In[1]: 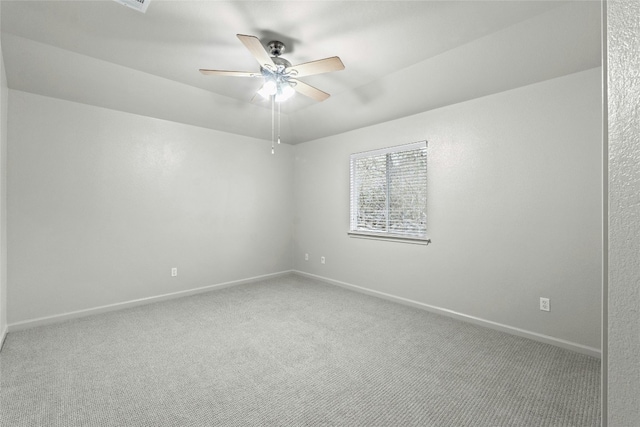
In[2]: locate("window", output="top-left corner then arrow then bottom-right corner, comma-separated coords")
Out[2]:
349,141 -> 428,242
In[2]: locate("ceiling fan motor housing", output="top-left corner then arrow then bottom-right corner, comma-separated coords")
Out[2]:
272,56 -> 292,69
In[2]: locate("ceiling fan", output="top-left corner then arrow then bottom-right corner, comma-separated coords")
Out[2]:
199,34 -> 345,103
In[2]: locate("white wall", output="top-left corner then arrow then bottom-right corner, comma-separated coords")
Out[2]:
0,13 -> 8,345
293,68 -> 602,353
606,0 -> 640,423
7,91 -> 293,325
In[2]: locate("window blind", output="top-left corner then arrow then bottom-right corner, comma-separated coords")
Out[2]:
350,141 -> 427,240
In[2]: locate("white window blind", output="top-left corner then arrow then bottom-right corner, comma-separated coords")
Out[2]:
349,141 -> 428,241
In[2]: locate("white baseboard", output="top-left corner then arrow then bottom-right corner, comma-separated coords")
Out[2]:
8,270 -> 295,333
0,325 -> 7,353
293,270 -> 601,359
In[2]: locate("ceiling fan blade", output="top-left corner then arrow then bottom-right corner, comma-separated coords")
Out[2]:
237,34 -> 275,69
289,56 -> 345,77
199,69 -> 260,77
292,80 -> 331,102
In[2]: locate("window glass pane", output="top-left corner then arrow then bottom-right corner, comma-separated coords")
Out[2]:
388,148 -> 427,235
355,155 -> 387,232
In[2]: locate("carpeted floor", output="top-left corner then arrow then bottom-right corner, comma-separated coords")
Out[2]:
0,274 -> 600,426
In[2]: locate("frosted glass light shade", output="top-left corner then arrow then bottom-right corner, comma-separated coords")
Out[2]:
258,80 -> 278,99
275,83 -> 295,103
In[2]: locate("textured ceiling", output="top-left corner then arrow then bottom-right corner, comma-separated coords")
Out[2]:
1,1 -> 601,144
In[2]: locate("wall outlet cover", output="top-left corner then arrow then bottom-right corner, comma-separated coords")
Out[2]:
540,297 -> 550,312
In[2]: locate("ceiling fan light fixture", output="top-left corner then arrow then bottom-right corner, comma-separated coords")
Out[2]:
275,82 -> 295,103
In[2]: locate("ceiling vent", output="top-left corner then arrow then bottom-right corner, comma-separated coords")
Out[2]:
112,0 -> 151,13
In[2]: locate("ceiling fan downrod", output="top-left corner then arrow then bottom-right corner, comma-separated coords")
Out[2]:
267,40 -> 286,57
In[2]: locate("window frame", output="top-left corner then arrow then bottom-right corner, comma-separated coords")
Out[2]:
348,141 -> 429,244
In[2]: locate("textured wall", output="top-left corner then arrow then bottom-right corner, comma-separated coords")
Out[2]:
7,91 -> 293,324
607,0 -> 640,424
0,12 -> 8,343
294,69 -> 602,352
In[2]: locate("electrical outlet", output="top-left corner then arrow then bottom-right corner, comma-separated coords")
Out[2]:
321,256 -> 326,264
171,268 -> 178,277
540,297 -> 550,312
305,253 -> 309,261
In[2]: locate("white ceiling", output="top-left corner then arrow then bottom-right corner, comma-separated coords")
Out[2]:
1,0 -> 601,144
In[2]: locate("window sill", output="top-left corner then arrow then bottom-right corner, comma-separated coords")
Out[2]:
347,231 -> 431,245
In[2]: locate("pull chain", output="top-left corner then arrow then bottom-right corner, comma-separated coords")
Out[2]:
271,95 -> 275,155
277,101 -> 281,145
